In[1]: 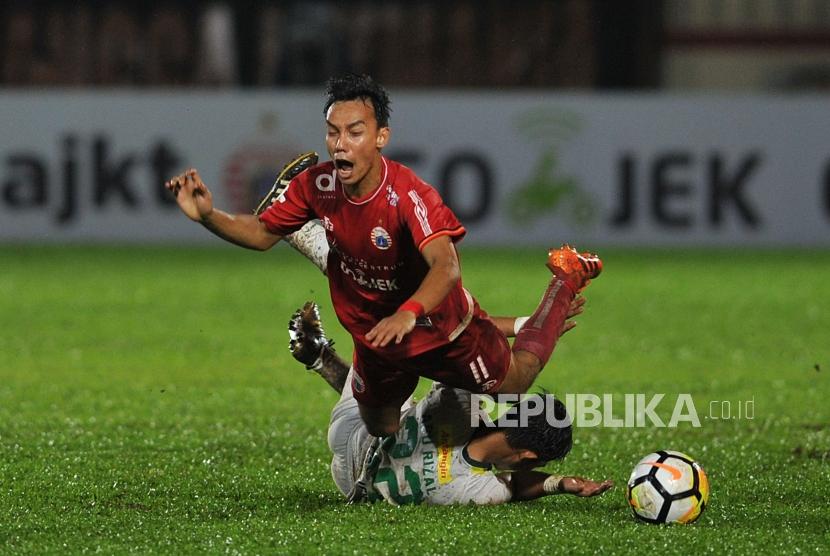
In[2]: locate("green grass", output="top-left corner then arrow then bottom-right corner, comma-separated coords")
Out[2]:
1,245 -> 828,554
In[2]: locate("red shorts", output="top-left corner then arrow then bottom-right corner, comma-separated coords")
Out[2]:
351,314 -> 511,408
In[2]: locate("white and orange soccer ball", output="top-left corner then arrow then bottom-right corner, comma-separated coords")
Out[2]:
626,450 -> 710,524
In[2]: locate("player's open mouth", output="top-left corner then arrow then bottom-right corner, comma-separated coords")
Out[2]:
335,159 -> 354,178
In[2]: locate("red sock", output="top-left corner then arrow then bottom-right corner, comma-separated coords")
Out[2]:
512,279 -> 575,366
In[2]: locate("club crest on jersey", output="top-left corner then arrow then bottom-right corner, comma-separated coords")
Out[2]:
370,227 -> 392,250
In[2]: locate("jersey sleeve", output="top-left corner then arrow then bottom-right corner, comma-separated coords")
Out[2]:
400,181 -> 466,251
258,173 -> 315,236
456,473 -> 513,505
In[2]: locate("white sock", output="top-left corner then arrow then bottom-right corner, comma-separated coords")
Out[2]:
285,220 -> 329,275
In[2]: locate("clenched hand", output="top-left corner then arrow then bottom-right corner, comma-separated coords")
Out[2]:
165,168 -> 214,222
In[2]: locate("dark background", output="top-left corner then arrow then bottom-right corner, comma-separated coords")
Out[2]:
3,0 -> 827,90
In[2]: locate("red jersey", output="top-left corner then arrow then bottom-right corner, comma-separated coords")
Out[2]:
259,157 -> 472,358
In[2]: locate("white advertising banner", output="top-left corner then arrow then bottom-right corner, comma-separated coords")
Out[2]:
1,91 -> 828,246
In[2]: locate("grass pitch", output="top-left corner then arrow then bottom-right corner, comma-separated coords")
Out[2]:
0,245 -> 828,554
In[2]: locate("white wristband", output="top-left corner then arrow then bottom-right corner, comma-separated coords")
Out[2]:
513,316 -> 530,336
543,474 -> 565,494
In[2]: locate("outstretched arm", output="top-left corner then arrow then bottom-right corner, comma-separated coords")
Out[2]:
506,471 -> 613,502
166,168 -> 282,251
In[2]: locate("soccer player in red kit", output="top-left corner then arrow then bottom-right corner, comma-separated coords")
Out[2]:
166,74 -> 601,437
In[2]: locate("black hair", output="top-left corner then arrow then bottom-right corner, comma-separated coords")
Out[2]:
499,394 -> 573,462
324,73 -> 391,128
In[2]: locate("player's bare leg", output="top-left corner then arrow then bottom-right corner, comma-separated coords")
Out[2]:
497,245 -> 601,394
288,302 -> 345,392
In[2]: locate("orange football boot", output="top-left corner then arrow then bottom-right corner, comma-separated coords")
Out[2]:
545,244 -> 602,293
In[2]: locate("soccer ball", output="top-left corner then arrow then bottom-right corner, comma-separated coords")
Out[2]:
626,450 -> 710,524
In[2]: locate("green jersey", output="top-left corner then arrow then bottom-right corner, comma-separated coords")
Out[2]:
366,385 -> 512,506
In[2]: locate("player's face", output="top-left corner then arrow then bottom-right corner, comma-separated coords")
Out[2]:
325,99 -> 390,189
